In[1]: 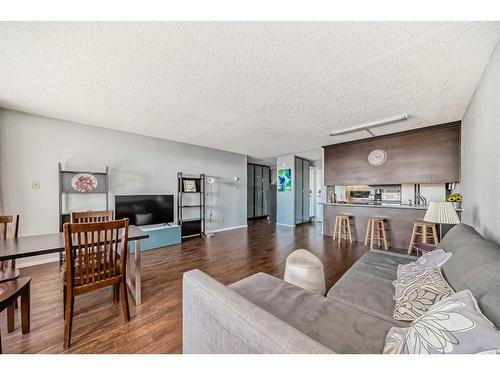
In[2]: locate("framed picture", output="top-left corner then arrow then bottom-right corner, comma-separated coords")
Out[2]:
277,168 -> 292,192
183,179 -> 197,192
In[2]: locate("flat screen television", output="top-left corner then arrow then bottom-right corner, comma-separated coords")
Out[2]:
115,195 -> 174,226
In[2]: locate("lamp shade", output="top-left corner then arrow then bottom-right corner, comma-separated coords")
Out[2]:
423,202 -> 460,224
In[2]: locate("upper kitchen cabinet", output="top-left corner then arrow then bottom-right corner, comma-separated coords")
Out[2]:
323,122 -> 460,186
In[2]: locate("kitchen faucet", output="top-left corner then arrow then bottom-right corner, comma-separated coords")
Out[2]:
416,194 -> 427,207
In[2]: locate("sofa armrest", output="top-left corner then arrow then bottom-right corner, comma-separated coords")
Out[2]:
182,269 -> 333,354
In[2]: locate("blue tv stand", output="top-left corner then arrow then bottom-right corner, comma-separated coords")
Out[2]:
130,223 -> 181,252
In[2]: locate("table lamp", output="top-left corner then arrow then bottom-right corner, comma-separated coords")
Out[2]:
423,202 -> 460,240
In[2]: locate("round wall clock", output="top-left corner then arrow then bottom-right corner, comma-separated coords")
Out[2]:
368,149 -> 387,166
71,173 -> 98,192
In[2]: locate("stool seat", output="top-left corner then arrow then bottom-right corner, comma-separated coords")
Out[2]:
365,217 -> 388,250
284,249 -> 326,295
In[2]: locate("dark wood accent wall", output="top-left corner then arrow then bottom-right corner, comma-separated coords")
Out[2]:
323,122 -> 461,185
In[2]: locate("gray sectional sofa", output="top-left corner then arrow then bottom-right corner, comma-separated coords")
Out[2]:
182,223 -> 500,353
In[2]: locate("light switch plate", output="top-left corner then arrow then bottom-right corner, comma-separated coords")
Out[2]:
32,180 -> 41,189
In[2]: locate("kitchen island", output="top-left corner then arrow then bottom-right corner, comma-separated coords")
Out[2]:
322,203 -> 460,249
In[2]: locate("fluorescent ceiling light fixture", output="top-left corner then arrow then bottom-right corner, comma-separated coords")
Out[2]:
329,114 -> 408,137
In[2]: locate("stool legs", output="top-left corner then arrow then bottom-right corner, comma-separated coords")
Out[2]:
366,219 -> 388,250
346,219 -> 352,244
333,216 -> 339,241
408,223 -> 417,254
338,217 -> 342,244
369,220 -> 375,249
432,225 -> 439,244
408,222 -> 438,254
381,222 -> 388,250
364,220 -> 371,245
333,216 -> 352,244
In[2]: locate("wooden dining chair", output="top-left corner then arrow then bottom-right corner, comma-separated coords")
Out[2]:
0,215 -> 19,268
0,215 -> 29,352
0,277 -> 31,354
62,218 -> 130,349
59,210 -> 114,266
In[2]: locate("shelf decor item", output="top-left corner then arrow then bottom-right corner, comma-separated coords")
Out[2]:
183,179 -> 197,192
446,192 -> 463,209
71,173 -> 98,192
277,168 -> 292,192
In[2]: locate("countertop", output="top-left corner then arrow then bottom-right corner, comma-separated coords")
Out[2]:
321,202 -> 462,211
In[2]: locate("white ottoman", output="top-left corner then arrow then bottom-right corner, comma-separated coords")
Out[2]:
284,249 -> 326,295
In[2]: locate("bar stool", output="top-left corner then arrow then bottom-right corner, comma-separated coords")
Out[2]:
407,222 -> 438,254
364,217 -> 388,250
333,215 -> 352,244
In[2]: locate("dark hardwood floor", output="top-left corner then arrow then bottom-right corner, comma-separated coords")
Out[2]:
0,220 -> 394,354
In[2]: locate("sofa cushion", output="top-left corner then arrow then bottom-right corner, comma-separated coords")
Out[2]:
439,223 -> 500,328
326,250 -> 415,323
393,267 -> 454,321
383,290 -> 500,354
230,272 -> 404,354
397,249 -> 452,278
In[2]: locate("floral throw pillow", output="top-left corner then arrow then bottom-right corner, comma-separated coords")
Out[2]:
393,267 -> 454,321
384,290 -> 500,354
397,249 -> 452,278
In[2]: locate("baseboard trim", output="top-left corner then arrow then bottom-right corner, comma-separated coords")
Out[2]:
276,223 -> 296,228
207,225 -> 248,234
18,255 -> 59,269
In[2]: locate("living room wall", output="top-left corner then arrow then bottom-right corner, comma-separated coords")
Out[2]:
461,39 -> 500,244
0,109 -> 248,265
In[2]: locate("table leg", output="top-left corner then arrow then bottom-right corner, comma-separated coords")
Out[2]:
21,282 -> 30,334
126,240 -> 142,305
7,304 -> 14,332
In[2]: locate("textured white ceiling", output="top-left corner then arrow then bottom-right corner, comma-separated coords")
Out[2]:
1,22 -> 499,159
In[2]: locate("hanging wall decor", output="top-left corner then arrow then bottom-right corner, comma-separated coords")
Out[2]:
277,168 -> 292,192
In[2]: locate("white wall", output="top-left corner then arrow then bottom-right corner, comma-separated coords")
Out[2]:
461,40 -> 500,244
0,109 -> 247,264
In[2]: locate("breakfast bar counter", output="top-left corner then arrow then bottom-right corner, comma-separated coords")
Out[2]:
322,203 -> 460,249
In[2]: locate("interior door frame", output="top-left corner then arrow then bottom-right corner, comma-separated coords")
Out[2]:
247,162 -> 271,219
294,156 -> 312,225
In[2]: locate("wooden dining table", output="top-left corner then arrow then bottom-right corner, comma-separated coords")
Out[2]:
0,225 -> 149,305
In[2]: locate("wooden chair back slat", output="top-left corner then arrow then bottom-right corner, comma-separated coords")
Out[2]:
70,210 -> 113,224
96,231 -> 101,281
0,215 -> 19,240
63,219 -> 129,289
